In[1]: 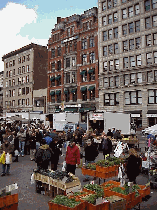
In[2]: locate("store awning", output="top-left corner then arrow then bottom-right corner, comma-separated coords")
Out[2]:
55,108 -> 61,112
71,88 -> 77,93
88,86 -> 95,91
64,90 -> 68,94
88,69 -> 94,74
56,90 -> 61,95
55,75 -> 61,80
50,91 -> 55,96
147,110 -> 157,117
50,76 -> 55,81
79,107 -> 96,112
80,86 -> 87,92
64,107 -> 77,112
80,70 -> 86,75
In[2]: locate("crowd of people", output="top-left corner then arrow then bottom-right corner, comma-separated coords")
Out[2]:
0,122 -> 142,184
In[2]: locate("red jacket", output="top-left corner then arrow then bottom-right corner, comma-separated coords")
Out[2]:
65,144 -> 80,165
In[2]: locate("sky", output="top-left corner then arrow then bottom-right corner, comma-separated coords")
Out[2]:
0,0 -> 98,71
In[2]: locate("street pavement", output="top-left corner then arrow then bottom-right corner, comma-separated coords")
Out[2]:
0,131 -> 157,209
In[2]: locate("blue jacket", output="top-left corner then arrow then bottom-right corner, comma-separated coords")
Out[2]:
44,136 -> 52,145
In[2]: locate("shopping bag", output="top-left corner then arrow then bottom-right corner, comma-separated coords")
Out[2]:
0,152 -> 5,164
30,173 -> 35,184
6,153 -> 12,164
62,161 -> 66,171
14,150 -> 19,156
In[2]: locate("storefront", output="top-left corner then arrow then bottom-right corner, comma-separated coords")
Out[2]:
125,111 -> 142,129
89,112 -> 104,133
147,110 -> 157,127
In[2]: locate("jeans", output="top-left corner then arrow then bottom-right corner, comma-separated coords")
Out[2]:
19,141 -> 25,156
2,164 -> 10,174
85,160 -> 95,179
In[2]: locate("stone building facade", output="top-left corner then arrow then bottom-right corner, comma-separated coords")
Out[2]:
47,7 -> 99,123
2,43 -> 48,114
98,0 -> 157,128
0,71 -> 3,115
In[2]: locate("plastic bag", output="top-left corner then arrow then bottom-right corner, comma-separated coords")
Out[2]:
6,153 -> 12,164
30,173 -> 35,184
14,150 -> 19,156
62,161 -> 66,171
0,152 -> 5,164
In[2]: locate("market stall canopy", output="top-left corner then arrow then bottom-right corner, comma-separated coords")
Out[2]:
80,86 -> 87,92
88,86 -> 95,91
80,70 -> 86,75
79,107 -> 95,112
64,90 -> 68,94
55,75 -> 61,80
56,90 -> 61,95
88,69 -> 94,74
50,76 -> 55,81
64,107 -> 77,112
50,91 -> 55,96
71,88 -> 77,93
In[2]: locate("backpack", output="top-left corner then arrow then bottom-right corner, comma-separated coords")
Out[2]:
42,149 -> 51,162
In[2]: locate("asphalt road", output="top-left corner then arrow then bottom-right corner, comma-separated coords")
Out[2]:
0,131 -> 157,210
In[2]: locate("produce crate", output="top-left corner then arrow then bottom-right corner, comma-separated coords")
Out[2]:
0,194 -> 18,209
138,185 -> 150,198
81,168 -> 96,177
101,181 -> 120,192
125,195 -> 141,210
48,201 -> 85,210
106,196 -> 126,210
96,165 -> 109,173
2,203 -> 18,210
87,201 -> 110,210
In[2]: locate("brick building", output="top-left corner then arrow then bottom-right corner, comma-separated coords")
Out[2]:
47,7 -> 98,123
0,71 -> 3,115
98,0 -> 157,128
2,43 -> 48,114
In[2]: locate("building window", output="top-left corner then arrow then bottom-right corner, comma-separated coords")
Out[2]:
103,31 -> 107,41
124,74 -> 130,85
113,0 -> 117,7
26,87 -> 29,94
102,16 -> 107,26
65,90 -> 70,102
13,60 -> 15,66
22,77 -> 25,84
123,40 -> 128,52
26,98 -> 29,106
26,65 -> 29,72
122,9 -> 127,19
108,14 -> 112,24
66,73 -> 70,84
89,37 -> 95,48
89,69 -> 95,81
113,27 -> 118,38
131,74 -> 136,84
122,25 -> 127,35
12,100 -> 15,107
104,77 -> 109,87
136,54 -> 142,66
125,91 -> 142,105
51,62 -> 55,71
89,88 -> 95,101
148,71 -> 154,82
155,70 -> 157,81
67,28 -> 70,36
74,41 -> 77,51
115,76 -> 119,86
135,20 -> 140,32
137,73 -> 142,83
108,29 -> 113,39
103,46 -> 107,57
18,57 -> 21,64
51,49 -> 55,58
22,66 -> 25,73
18,88 -> 21,96
145,17 -> 151,29
153,33 -> 157,44
129,39 -> 134,51
147,52 -> 153,64
128,6 -> 133,17
18,77 -> 21,85
129,22 -> 134,33
6,63 -> 8,68
146,34 -> 152,46
152,0 -> 157,9
57,61 -> 61,70
26,54 -> 30,61
145,0 -> 151,11
12,79 -> 15,86
135,4 -> 140,15
114,43 -> 119,54
108,0 -> 112,9
130,56 -> 135,67
82,54 -> 87,65
65,44 -> 68,53
153,15 -> 157,27
72,57 -> 76,67
51,77 -> 55,86
154,51 -> 157,63
90,52 -> 95,63
114,59 -> 119,70
103,61 -> 108,71
18,67 -> 21,74
108,44 -> 113,55
22,87 -> 25,95
69,42 -> 72,52
113,12 -> 118,22
71,26 -> 74,35
82,71 -> 87,82
102,1 -> 107,11
109,60 -> 113,71
124,57 -> 129,68
66,58 -> 70,68
9,80 -> 11,87
148,89 -> 157,103
57,47 -> 61,56
109,77 -> 114,87
104,93 -> 119,106
26,75 -> 29,83
9,90 -> 11,97
71,72 -> 76,83
72,92 -> 77,102
22,56 -> 25,63
135,37 -> 141,49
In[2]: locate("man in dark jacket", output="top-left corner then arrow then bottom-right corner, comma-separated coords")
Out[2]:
107,128 -> 113,138
34,139 -> 53,171
83,139 -> 99,182
49,137 -> 62,171
102,134 -> 112,158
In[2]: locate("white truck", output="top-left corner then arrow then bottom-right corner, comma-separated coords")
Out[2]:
53,112 -> 79,131
103,112 -> 130,135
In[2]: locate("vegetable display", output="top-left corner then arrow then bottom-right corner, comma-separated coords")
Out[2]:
83,184 -> 104,197
96,157 -> 121,167
85,163 -> 96,170
51,195 -> 81,208
81,194 -> 97,204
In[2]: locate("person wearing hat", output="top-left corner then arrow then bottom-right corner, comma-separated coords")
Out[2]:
83,139 -> 99,182
1,139 -> 14,176
65,137 -> 80,175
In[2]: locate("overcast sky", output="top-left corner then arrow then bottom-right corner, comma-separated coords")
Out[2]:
0,0 -> 98,71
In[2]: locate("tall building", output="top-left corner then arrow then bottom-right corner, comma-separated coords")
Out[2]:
98,0 -> 157,128
2,43 -> 48,114
0,71 -> 4,115
47,7 -> 98,123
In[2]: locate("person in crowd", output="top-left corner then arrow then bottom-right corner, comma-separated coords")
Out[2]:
17,128 -> 26,157
49,137 -> 62,171
12,131 -> 19,162
65,137 -> 80,175
107,128 -> 113,139
102,134 -> 112,159
114,129 -> 122,140
83,139 -> 99,182
35,129 -> 42,150
112,128 -> 116,135
34,138 -> 53,171
30,131 -> 36,161
25,128 -> 30,155
125,148 -> 142,184
1,139 -> 14,176
74,127 -> 82,146
49,129 -> 58,140
66,128 -> 73,150
44,132 -> 52,146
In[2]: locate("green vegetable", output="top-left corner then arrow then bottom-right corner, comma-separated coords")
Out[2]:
82,194 -> 97,204
85,163 -> 96,170
83,184 -> 104,197
104,183 -> 113,188
51,195 -> 80,208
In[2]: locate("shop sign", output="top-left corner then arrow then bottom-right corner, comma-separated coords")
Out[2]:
59,104 -> 81,108
89,113 -> 104,120
131,114 -> 140,117
147,114 -> 157,117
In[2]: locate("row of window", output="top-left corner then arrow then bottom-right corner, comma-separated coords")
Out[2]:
145,0 -> 157,11
83,20 -> 93,31
5,87 -> 30,97
18,55 -> 30,64
81,52 -> 95,65
102,0 -> 118,11
6,60 -> 15,68
5,75 -> 30,87
6,65 -> 30,78
82,37 -> 95,49
51,32 -> 61,43
5,98 -> 30,107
